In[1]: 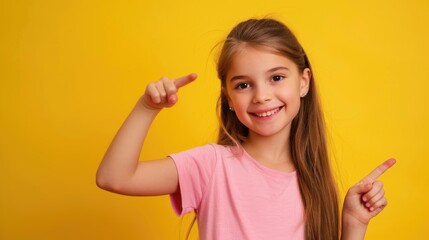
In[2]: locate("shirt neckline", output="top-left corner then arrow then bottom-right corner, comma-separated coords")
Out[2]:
228,144 -> 297,178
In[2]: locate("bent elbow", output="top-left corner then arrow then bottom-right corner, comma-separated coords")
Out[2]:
96,172 -> 130,194
96,171 -> 117,192
96,173 -> 111,191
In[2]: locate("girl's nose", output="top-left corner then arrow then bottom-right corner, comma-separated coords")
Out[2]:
252,85 -> 272,104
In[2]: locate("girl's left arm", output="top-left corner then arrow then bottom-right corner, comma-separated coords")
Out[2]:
341,159 -> 396,240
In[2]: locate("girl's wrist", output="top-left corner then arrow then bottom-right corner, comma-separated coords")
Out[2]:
341,214 -> 368,240
137,95 -> 163,113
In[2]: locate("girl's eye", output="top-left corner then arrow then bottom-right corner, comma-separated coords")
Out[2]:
236,82 -> 250,89
272,75 -> 285,81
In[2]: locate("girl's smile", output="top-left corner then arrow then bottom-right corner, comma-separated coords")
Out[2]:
249,106 -> 284,119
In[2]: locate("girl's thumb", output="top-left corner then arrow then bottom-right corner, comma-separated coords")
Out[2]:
355,179 -> 374,194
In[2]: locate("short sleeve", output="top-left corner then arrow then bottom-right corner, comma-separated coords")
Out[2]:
169,144 -> 217,216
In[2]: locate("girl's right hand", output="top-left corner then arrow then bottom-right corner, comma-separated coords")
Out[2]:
141,73 -> 197,110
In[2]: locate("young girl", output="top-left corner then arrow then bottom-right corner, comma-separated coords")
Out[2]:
96,18 -> 395,240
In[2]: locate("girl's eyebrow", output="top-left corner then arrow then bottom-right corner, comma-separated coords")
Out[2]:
229,75 -> 246,82
229,66 -> 289,82
267,66 -> 289,73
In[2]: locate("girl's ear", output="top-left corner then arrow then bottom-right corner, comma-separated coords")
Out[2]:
227,98 -> 234,111
300,68 -> 311,97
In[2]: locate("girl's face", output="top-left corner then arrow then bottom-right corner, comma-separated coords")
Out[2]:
225,46 -> 310,139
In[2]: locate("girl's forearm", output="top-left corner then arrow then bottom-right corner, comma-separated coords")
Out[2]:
96,98 -> 160,190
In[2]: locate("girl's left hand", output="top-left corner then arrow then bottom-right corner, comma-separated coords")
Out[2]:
342,159 -> 396,227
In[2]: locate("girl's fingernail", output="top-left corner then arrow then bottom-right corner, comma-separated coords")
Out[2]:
169,95 -> 177,103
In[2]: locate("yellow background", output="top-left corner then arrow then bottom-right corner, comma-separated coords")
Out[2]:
1,0 -> 428,239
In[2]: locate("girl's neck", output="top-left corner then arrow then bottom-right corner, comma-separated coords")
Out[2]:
242,131 -> 295,173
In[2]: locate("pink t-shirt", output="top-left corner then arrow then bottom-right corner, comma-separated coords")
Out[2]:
169,144 -> 305,240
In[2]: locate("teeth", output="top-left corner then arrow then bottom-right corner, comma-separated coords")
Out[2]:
255,108 -> 279,117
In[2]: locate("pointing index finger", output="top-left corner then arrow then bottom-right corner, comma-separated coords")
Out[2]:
174,73 -> 197,89
364,158 -> 396,181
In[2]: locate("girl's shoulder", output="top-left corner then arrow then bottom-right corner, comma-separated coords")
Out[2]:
206,143 -> 246,160
168,143 -> 242,167
174,143 -> 239,155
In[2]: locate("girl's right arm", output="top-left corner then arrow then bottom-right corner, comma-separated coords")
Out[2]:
96,73 -> 197,196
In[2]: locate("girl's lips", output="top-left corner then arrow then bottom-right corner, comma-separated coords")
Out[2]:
250,106 -> 284,118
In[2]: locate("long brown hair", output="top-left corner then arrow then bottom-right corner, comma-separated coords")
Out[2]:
216,18 -> 339,240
